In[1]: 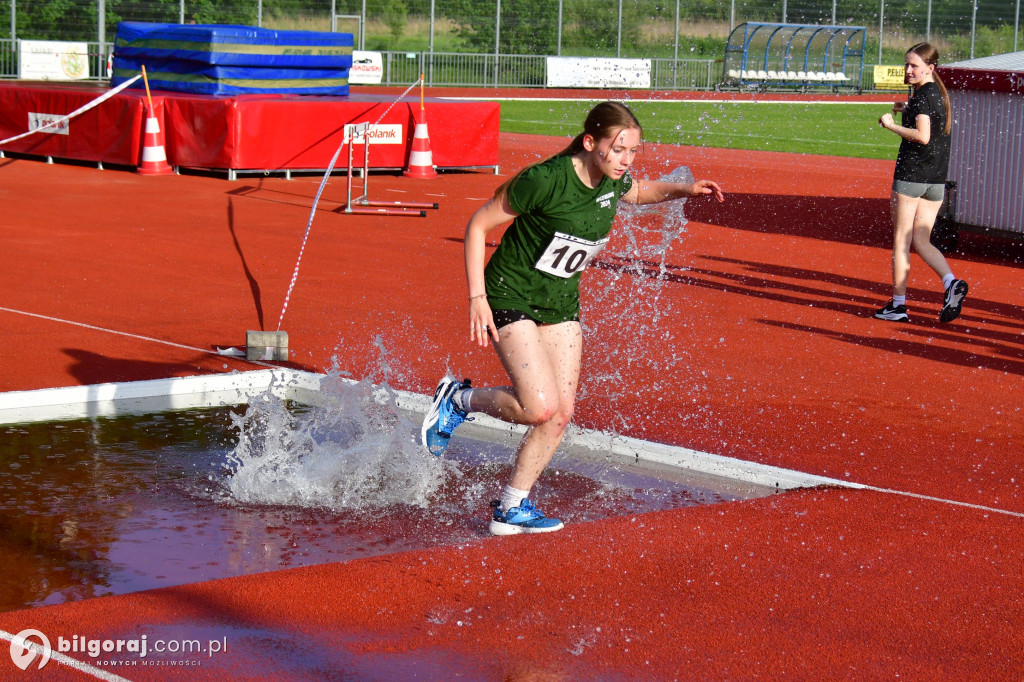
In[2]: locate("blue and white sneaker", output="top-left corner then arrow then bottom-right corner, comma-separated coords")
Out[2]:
489,499 -> 564,536
420,375 -> 472,456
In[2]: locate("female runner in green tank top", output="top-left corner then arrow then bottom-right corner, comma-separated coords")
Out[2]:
422,101 -> 724,535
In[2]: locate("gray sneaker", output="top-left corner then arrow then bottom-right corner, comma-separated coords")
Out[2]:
939,279 -> 968,323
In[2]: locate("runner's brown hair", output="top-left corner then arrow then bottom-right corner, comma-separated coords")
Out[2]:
907,42 -> 952,135
493,101 -> 642,200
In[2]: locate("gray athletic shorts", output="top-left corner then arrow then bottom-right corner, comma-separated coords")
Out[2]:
893,179 -> 945,201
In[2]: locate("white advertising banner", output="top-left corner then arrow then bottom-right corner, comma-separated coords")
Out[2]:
343,123 -> 403,144
28,112 -> 70,136
546,57 -> 651,89
18,40 -> 90,81
349,50 -> 384,85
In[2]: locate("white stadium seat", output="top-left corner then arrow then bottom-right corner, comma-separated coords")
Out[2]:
727,69 -> 740,79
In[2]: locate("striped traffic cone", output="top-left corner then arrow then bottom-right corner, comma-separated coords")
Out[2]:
137,105 -> 174,176
403,107 -> 438,179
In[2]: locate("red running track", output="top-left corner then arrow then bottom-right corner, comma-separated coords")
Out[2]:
0,129 -> 1022,679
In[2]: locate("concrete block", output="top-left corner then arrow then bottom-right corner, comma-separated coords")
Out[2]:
246,330 -> 288,361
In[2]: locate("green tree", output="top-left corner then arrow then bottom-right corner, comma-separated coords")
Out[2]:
380,0 -> 409,42
563,0 -> 643,56
446,0 -> 558,54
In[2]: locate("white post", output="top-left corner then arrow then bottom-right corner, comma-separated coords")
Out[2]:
98,0 -> 105,67
674,0 -> 679,61
429,0 -> 435,84
674,0 -> 680,89
970,0 -> 978,58
557,0 -> 563,56
494,0 -> 500,86
832,0 -> 837,25
617,0 -> 623,58
1011,0 -> 1019,51
926,0 -> 931,42
429,0 -> 435,54
878,0 -> 884,64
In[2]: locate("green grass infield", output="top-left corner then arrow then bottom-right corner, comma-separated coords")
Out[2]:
498,99 -> 901,160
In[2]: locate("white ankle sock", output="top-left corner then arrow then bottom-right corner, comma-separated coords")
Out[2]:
942,274 -> 955,290
892,295 -> 906,307
500,485 -> 530,512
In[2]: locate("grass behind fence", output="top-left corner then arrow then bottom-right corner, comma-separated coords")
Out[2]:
498,99 -> 901,159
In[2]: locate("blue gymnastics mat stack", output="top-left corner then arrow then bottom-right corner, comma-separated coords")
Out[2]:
110,22 -> 353,96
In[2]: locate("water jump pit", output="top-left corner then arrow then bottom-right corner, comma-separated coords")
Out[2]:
0,368 -> 820,613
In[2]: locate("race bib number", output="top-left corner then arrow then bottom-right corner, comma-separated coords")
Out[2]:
534,232 -> 609,278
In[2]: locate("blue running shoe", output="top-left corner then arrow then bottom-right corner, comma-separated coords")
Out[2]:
420,375 -> 472,456
489,499 -> 564,536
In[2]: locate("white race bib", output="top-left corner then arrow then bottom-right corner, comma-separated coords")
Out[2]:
534,232 -> 609,279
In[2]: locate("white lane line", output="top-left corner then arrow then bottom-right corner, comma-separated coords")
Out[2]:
441,96 -> 889,104
0,305 -> 276,367
855,484 -> 1024,518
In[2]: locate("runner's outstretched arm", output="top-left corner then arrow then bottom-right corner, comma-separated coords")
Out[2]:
622,178 -> 724,205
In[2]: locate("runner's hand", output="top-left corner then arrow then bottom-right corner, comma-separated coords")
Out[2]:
691,179 -> 724,203
469,298 -> 498,347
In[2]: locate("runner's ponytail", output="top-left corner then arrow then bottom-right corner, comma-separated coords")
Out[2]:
908,42 -> 952,135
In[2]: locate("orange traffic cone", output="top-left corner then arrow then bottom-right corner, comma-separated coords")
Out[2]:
137,105 -> 174,176
403,107 -> 438,179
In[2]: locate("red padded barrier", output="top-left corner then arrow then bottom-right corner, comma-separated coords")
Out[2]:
0,83 -> 499,173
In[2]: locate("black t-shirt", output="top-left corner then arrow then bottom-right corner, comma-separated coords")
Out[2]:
893,81 -> 951,183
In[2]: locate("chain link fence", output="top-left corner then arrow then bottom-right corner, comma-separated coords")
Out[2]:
2,0 -> 1021,89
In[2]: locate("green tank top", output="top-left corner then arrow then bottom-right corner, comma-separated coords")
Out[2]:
484,154 -> 633,323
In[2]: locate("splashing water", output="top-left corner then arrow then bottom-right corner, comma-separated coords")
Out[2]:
224,370 -> 445,510
617,165 -> 694,262
579,165 -> 696,433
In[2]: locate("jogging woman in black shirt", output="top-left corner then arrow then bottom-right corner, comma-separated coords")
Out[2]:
875,42 -> 968,324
